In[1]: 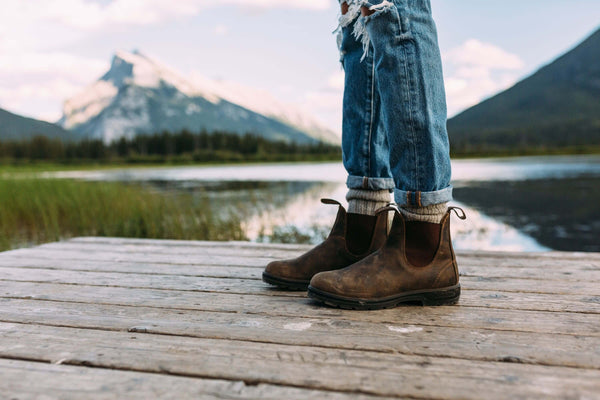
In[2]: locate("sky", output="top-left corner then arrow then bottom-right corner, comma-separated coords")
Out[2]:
0,0 -> 599,135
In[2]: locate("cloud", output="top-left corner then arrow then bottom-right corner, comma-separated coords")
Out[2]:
0,0 -> 333,121
0,52 -> 107,81
443,39 -> 526,116
0,51 -> 108,122
444,39 -> 525,71
0,0 -> 332,32
300,71 -> 345,134
214,24 -> 229,36
327,71 -> 345,91
0,78 -> 86,122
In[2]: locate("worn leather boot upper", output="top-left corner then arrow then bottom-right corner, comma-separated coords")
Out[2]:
308,207 -> 464,308
263,199 -> 388,290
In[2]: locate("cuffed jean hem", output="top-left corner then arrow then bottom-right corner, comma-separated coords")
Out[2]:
347,175 -> 395,191
394,186 -> 453,207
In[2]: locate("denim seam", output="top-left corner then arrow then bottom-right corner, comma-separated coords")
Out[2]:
362,55 -> 373,177
367,57 -> 376,178
400,13 -> 419,193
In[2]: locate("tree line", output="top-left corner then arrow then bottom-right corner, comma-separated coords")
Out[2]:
0,130 -> 342,164
449,120 -> 600,157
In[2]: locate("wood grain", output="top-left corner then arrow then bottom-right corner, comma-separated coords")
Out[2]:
1,237 -> 599,399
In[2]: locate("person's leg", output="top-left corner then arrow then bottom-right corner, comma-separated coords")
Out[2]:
359,0 -> 451,266
337,1 -> 394,216
262,2 -> 392,290
308,0 -> 462,309
358,0 -> 452,221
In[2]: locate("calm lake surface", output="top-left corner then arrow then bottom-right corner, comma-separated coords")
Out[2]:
50,155 -> 600,252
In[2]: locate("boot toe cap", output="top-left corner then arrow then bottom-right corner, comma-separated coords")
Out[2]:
264,260 -> 289,276
309,270 -> 342,294
265,259 -> 308,281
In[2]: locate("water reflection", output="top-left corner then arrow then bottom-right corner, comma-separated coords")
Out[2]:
454,177 -> 600,252
142,179 -> 551,252
47,155 -> 600,182
42,155 -> 600,252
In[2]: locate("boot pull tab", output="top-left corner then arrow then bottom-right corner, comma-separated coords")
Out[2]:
448,206 -> 467,220
374,203 -> 400,216
321,198 -> 343,207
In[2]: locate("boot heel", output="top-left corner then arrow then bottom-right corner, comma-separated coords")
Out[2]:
421,285 -> 461,306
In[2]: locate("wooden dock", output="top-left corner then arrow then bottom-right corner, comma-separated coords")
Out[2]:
0,237 -> 599,399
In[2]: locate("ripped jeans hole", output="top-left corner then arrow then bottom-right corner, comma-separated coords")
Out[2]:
335,0 -> 396,62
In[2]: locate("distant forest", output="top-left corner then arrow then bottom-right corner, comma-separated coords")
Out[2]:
0,130 -> 342,164
449,121 -> 600,157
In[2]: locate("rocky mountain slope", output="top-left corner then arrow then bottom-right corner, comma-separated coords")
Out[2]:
60,51 -> 340,145
448,27 -> 600,153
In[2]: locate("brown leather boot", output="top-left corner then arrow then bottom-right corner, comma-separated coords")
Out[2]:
262,199 -> 389,290
307,206 -> 465,309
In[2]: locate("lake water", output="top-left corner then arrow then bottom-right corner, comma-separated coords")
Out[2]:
48,155 -> 600,252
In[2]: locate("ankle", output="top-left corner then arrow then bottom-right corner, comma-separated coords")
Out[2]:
400,203 -> 447,223
346,189 -> 391,216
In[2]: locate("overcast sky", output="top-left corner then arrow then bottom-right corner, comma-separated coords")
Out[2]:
1,0 -> 599,134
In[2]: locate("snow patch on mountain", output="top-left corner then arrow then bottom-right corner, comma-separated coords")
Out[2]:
61,50 -> 340,144
193,77 -> 339,144
62,80 -> 118,129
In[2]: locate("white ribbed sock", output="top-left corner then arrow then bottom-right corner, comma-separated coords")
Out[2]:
400,203 -> 448,223
346,189 -> 391,216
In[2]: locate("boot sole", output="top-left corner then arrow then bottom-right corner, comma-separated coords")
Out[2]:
307,284 -> 461,310
262,272 -> 310,291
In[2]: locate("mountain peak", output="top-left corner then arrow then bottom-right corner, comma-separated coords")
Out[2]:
61,50 -> 340,145
102,50 -> 196,94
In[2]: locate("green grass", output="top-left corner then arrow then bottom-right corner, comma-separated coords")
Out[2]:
0,178 -> 246,251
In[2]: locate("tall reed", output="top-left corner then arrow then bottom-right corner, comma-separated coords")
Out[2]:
0,178 -> 246,251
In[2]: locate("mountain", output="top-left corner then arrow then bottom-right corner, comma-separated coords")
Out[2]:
60,51 -> 340,145
448,27 -> 600,153
0,107 -> 74,141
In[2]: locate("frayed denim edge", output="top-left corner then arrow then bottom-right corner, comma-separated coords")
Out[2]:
335,0 -> 395,62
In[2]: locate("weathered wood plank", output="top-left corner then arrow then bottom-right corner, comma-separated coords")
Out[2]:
0,258 -> 262,279
35,241 -> 304,259
31,241 -> 600,268
72,236 -> 600,261
1,265 -> 598,296
0,359 -> 392,400
1,280 -> 598,316
1,297 -> 599,361
64,237 -> 600,261
1,323 -> 598,400
3,238 -> 600,399
6,245 -> 600,274
0,295 -> 598,369
1,248 -> 275,267
0,255 -> 597,283
68,236 -> 315,251
52,239 -> 600,264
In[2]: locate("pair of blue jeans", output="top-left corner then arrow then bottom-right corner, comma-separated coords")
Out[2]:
338,0 -> 452,207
